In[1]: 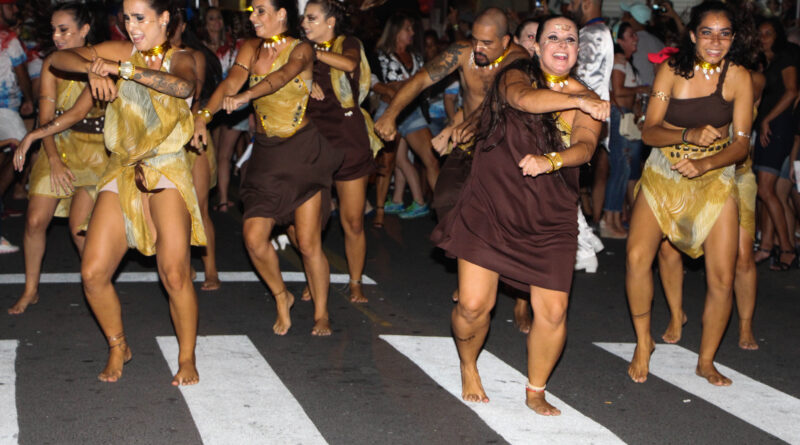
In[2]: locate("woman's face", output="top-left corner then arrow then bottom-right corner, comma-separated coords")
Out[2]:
759,22 -> 776,52
52,10 -> 88,50
395,19 -> 414,50
691,12 -> 734,64
250,0 -> 285,39
535,17 -> 579,76
123,0 -> 169,51
515,22 -> 538,58
618,27 -> 639,56
301,3 -> 334,43
205,9 -> 223,35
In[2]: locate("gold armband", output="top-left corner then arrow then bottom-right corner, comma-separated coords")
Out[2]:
196,108 -> 213,124
544,152 -> 564,173
651,90 -> 669,102
734,131 -> 750,139
118,61 -> 135,80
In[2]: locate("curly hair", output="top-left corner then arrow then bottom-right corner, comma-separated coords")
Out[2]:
668,1 -> 758,79
305,0 -> 351,37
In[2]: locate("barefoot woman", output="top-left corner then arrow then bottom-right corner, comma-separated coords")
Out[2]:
626,1 -> 754,385
193,0 -> 341,336
432,16 -> 608,415
9,2 -> 108,315
49,0 -> 206,385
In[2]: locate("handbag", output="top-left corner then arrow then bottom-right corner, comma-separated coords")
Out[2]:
618,111 -> 642,141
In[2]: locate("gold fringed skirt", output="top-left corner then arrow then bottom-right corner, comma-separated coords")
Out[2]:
735,156 -> 756,240
636,139 -> 737,258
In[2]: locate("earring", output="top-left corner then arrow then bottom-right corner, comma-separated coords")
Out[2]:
328,24 -> 331,28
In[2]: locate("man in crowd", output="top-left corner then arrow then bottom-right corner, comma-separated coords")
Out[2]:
620,2 -> 664,87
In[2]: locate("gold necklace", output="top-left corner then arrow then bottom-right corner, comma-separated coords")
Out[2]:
139,42 -> 169,63
470,46 -> 511,70
694,58 -> 721,80
543,71 -> 569,88
262,32 -> 287,49
314,38 -> 334,52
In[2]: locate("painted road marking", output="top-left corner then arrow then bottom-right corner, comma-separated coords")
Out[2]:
382,335 -> 625,445
0,272 -> 376,285
595,342 -> 800,444
0,340 -> 19,445
157,335 -> 327,445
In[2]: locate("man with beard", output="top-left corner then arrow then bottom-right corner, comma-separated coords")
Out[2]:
373,7 -> 534,331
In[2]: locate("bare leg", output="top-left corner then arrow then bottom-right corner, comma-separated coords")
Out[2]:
695,198 -> 737,386
81,192 -> 131,382
591,149 -> 609,224
373,148 -> 397,228
215,126 -> 242,210
777,178 -> 796,248
625,195 -> 665,383
8,195 -> 58,314
452,259 -> 498,403
734,227 -> 758,350
757,171 -> 794,266
657,240 -> 687,343
513,296 -> 532,334
395,137 -> 425,205
68,187 -> 95,255
192,149 -> 220,291
336,176 -> 369,303
404,127 -> 439,191
149,189 -> 200,386
294,191 -> 331,336
526,285 -> 569,416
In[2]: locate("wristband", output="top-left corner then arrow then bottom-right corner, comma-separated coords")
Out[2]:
681,128 -> 689,144
196,108 -> 213,124
119,61 -> 135,80
544,152 -> 563,173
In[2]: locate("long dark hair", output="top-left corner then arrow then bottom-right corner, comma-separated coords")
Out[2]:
757,16 -> 788,53
614,21 -> 639,78
175,8 -> 223,106
270,0 -> 299,38
375,11 -> 418,55
668,1 -> 754,79
52,2 -> 99,46
306,0 -> 351,37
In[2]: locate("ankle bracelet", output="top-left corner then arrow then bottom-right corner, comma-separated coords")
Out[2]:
525,382 -> 546,393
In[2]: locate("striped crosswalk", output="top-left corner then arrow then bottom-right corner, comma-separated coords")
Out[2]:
0,271 -> 377,285
0,340 -> 18,445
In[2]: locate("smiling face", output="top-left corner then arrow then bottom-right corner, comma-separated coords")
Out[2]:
123,0 -> 169,51
205,8 -> 223,36
250,0 -> 286,39
690,11 -> 734,64
52,10 -> 88,50
301,2 -> 334,43
535,17 -> 579,76
617,26 -> 639,57
515,22 -> 538,57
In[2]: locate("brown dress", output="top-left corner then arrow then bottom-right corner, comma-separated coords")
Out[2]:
306,36 -> 376,181
431,108 -> 579,293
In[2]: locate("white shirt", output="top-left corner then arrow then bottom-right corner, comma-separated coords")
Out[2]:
576,21 -> 614,101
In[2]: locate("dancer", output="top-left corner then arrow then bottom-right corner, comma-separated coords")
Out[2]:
301,0 -> 380,303
432,16 -> 608,415
626,1 -> 754,385
193,0 -> 342,336
9,2 -> 108,315
46,0 -> 207,385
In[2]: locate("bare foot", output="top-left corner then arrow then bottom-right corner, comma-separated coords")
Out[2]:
738,319 -> 758,350
172,359 -> 199,386
525,390 -> 561,416
627,338 -> 655,383
696,362 -> 732,386
451,289 -> 459,302
460,363 -> 489,403
513,299 -> 532,334
273,289 -> 295,335
8,292 -> 39,315
349,281 -> 368,304
372,208 -> 385,228
201,275 -> 221,291
300,286 -> 311,302
661,312 -> 688,344
311,316 -> 331,336
98,343 -> 132,383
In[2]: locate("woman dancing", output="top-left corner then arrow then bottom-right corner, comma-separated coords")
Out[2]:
432,16 -> 608,415
193,0 -> 342,336
301,0 -> 380,303
626,1 -> 754,385
46,0 -> 207,385
8,2 -> 108,315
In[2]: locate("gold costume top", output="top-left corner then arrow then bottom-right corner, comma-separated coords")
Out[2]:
250,40 -> 311,138
101,48 -> 206,255
29,79 -> 108,217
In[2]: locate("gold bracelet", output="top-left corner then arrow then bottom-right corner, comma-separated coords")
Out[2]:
735,131 -> 750,139
119,61 -> 135,80
544,152 -> 564,173
196,108 -> 213,124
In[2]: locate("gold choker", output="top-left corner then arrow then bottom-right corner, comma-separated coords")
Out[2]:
263,33 -> 287,49
543,71 -> 569,88
470,46 -> 511,70
139,43 -> 169,63
314,39 -> 334,51
694,59 -> 721,80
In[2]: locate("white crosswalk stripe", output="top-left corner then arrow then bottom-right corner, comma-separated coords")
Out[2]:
157,335 -> 328,445
595,342 -> 800,444
382,335 -> 626,444
0,340 -> 19,445
0,271 -> 377,285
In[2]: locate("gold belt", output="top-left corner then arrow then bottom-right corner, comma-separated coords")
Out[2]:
661,139 -> 731,162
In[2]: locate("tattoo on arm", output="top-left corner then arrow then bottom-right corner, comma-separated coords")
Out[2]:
132,69 -> 193,98
425,42 -> 469,82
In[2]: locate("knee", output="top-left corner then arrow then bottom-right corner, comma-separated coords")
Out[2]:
757,183 -> 774,200
456,298 -> 491,323
243,230 -> 266,256
627,245 -> 654,274
341,215 -> 364,237
536,300 -> 568,327
81,262 -> 111,297
707,270 -> 735,295
26,212 -> 49,233
295,233 -> 322,258
159,262 -> 190,293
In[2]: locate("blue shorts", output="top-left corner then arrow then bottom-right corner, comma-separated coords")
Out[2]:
375,101 -> 429,138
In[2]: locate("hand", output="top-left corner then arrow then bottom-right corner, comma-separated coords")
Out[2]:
19,100 -> 33,116
518,154 -> 551,177
88,72 -> 117,102
685,124 -> 722,147
191,116 -> 208,149
89,57 -> 119,78
432,126 -> 455,155
48,157 -> 76,195
671,157 -> 709,178
759,119 -> 772,147
374,115 -> 397,141
11,137 -> 27,171
223,92 -> 250,113
310,82 -> 325,101
578,96 -> 610,121
451,119 -> 475,144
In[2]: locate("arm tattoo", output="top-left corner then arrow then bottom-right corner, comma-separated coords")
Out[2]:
132,69 -> 193,98
425,42 -> 469,82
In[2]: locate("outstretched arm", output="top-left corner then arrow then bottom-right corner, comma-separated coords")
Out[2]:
501,68 -> 610,121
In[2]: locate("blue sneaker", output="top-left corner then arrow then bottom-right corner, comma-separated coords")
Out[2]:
384,199 -> 405,214
399,201 -> 430,219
